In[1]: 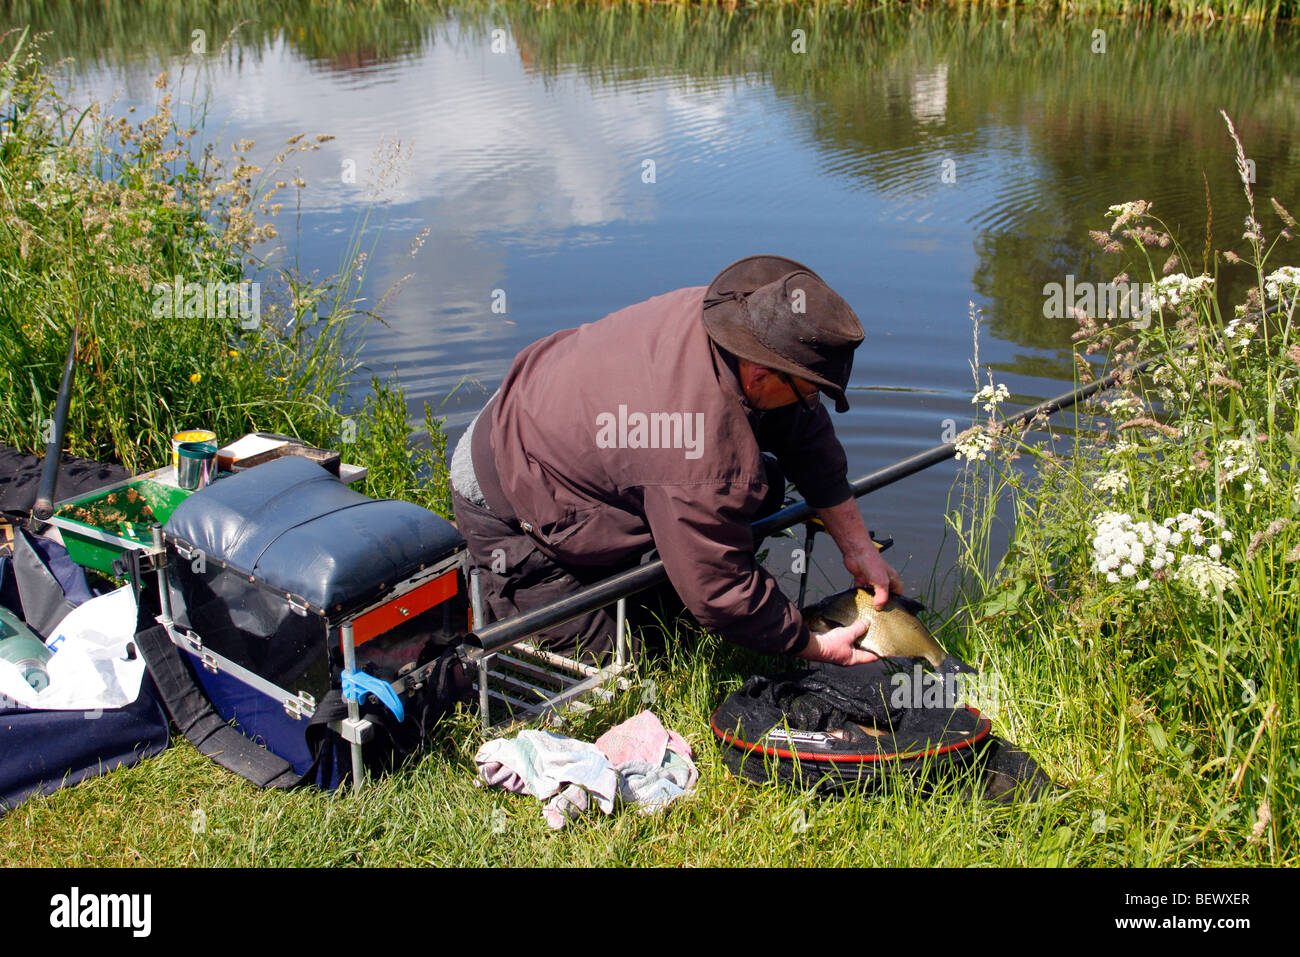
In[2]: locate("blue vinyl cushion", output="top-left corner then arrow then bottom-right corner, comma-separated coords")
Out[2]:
163,457 -> 463,615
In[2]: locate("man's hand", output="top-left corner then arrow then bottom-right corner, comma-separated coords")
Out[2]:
843,545 -> 902,610
795,617 -> 880,667
815,498 -> 903,610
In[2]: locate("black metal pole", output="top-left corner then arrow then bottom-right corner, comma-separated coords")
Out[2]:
465,353 -> 1159,658
752,353 -> 1160,540
30,325 -> 79,525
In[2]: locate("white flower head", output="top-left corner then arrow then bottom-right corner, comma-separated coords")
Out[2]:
972,383 -> 1011,414
954,428 -> 996,462
1174,554 -> 1239,602
1263,266 -> 1300,302
1094,470 -> 1130,495
1150,273 -> 1214,311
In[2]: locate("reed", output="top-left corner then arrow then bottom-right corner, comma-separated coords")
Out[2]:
0,5 -> 1295,868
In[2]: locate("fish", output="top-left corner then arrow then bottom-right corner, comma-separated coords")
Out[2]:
801,586 -> 974,674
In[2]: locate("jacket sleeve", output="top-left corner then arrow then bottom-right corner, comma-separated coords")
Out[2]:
757,404 -> 852,509
640,481 -> 810,656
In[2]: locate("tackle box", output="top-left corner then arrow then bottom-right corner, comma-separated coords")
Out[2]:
156,456 -> 467,786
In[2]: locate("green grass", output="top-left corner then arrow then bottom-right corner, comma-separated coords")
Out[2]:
2,616 -> 1280,866
0,631 -> 1111,868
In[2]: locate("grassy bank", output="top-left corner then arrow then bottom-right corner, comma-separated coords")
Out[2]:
3,0 -> 1296,46
0,26 -> 449,513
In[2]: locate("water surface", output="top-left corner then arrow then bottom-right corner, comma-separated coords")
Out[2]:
8,1 -> 1298,601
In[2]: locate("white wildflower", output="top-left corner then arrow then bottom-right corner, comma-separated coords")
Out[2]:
1092,509 -> 1235,596
1175,554 -> 1239,601
1222,318 -> 1256,351
1150,273 -> 1214,310
954,428 -> 996,462
972,383 -> 1011,414
1263,266 -> 1300,302
1104,394 -> 1144,419
1217,439 -> 1260,483
1094,470 -> 1129,495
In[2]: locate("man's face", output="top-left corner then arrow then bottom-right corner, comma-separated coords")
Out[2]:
737,360 -> 821,411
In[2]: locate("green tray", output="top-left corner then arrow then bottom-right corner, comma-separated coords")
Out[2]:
48,470 -> 192,575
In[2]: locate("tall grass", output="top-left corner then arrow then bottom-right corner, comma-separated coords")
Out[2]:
0,27 -> 450,514
943,118 -> 1298,860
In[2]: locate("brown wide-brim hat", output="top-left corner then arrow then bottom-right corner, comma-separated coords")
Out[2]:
702,255 -> 865,413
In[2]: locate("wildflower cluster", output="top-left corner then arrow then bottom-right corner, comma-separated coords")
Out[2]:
1093,470 -> 1129,495
972,383 -> 1010,413
1149,273 -> 1214,310
1222,317 -> 1258,351
1263,266 -> 1300,303
1103,392 -> 1144,420
955,427 -> 995,462
1217,437 -> 1269,491
1091,509 -> 1237,600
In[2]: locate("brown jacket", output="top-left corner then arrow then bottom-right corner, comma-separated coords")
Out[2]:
473,286 -> 853,654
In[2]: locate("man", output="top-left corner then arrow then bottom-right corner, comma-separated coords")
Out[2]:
449,255 -> 901,666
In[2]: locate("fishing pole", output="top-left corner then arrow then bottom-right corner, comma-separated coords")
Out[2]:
465,350 -> 1165,658
29,323 -> 80,529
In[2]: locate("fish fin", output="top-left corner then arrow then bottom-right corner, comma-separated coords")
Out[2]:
937,654 -> 978,676
891,594 -> 927,616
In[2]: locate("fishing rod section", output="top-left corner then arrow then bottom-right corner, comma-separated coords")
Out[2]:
30,324 -> 80,526
464,352 -> 1163,659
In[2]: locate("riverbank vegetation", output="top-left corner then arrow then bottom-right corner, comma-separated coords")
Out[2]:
2,0 -> 1297,41
939,121 -> 1298,860
1,10 -> 1295,865
0,25 -> 449,513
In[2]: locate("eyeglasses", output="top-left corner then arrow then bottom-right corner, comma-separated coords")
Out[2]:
779,372 -> 820,413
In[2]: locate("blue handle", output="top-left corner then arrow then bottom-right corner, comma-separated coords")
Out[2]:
341,669 -> 404,722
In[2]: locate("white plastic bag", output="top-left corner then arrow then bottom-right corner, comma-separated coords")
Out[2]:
0,586 -> 143,711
